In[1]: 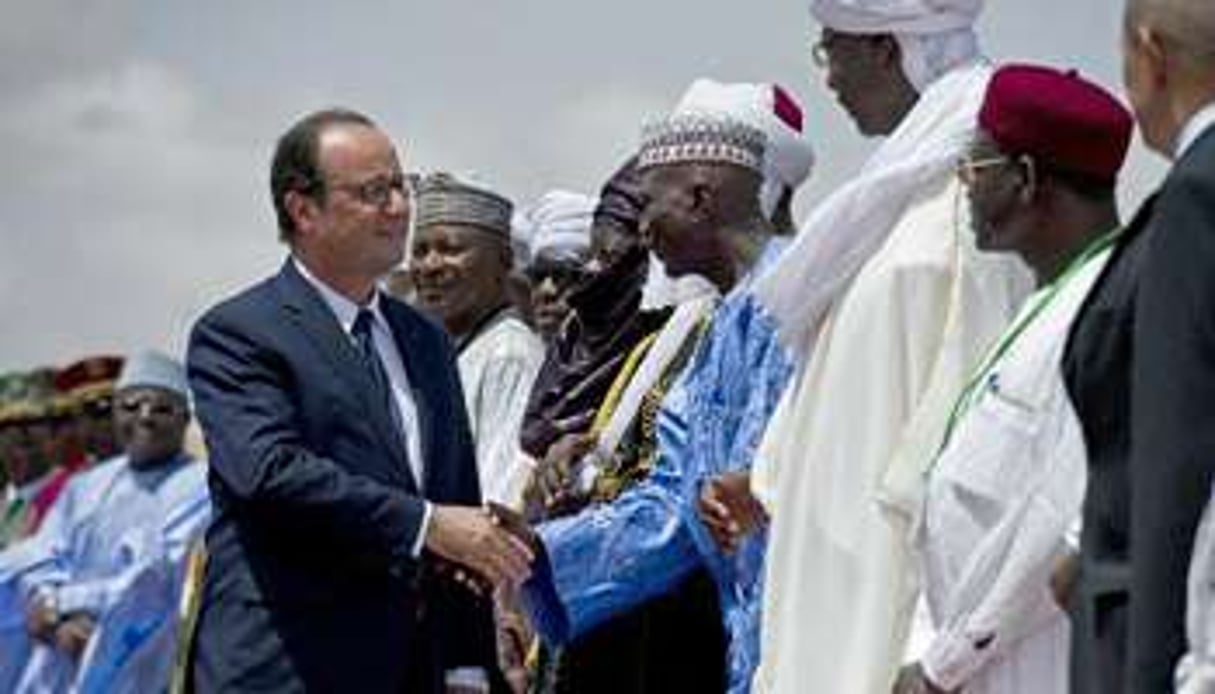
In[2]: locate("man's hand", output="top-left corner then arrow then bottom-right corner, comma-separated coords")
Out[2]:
425,505 -> 535,588
1050,549 -> 1081,610
530,433 -> 596,518
485,501 -> 540,554
698,471 -> 768,554
25,594 -> 59,643
891,663 -> 952,694
495,588 -> 534,694
53,614 -> 95,660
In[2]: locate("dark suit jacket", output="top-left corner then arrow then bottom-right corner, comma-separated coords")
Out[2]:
1063,193 -> 1157,694
186,260 -> 495,692
1128,126 -> 1215,692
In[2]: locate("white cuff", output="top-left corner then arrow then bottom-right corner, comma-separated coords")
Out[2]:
411,501 -> 432,558
56,584 -> 97,616
445,666 -> 489,691
921,627 -> 995,691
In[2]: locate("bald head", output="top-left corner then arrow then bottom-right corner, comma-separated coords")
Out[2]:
1127,0 -> 1215,71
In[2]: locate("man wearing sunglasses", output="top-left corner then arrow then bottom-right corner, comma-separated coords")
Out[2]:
0,350 -> 209,692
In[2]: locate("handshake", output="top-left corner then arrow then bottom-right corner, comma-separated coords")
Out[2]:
424,501 -> 541,591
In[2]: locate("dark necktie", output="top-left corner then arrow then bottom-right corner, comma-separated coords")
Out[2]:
351,309 -> 419,489
351,309 -> 400,429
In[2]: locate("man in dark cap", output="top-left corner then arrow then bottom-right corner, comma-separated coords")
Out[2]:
897,63 -> 1132,694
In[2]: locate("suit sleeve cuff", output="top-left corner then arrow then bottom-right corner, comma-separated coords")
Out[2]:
411,501 -> 432,558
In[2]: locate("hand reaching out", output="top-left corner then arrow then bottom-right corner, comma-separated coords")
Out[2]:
425,505 -> 535,588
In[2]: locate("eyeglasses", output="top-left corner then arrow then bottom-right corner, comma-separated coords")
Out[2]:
955,155 -> 1011,186
811,31 -> 883,68
117,396 -> 185,418
526,263 -> 587,289
328,174 -> 410,208
811,33 -> 846,68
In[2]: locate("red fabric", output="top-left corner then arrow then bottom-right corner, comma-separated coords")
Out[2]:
27,452 -> 89,531
979,64 -> 1133,182
53,355 -> 122,393
772,84 -> 804,133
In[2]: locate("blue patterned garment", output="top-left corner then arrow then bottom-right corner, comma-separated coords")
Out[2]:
523,238 -> 794,693
0,454 -> 209,693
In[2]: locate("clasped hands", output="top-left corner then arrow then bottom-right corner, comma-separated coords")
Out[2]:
26,595 -> 95,660
425,501 -> 540,594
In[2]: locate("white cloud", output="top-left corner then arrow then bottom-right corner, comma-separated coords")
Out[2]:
0,60 -> 277,369
0,0 -> 1174,373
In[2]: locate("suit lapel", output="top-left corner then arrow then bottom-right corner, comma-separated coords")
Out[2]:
274,262 -> 416,491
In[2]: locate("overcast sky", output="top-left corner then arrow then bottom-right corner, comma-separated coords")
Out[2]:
0,0 -> 1169,372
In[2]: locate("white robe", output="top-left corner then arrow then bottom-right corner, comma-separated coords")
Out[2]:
458,310 -> 544,504
918,248 -> 1109,693
751,176 -> 1031,694
1179,492 -> 1215,694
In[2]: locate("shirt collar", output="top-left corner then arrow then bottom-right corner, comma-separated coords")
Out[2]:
1175,100 -> 1215,159
292,256 -> 385,334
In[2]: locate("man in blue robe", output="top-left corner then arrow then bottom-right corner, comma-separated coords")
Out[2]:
0,351 -> 209,693
520,106 -> 799,693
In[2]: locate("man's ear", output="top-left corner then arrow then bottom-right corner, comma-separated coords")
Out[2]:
1137,26 -> 1171,89
1017,155 -> 1038,205
285,190 -> 319,238
877,34 -> 902,71
687,165 -> 717,220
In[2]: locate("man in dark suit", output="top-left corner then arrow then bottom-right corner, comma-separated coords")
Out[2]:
1122,1 -> 1215,691
1066,1 -> 1215,691
186,109 -> 534,692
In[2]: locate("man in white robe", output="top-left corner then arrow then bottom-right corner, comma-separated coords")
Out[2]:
741,1 -> 1034,692
902,64 -> 1134,694
0,351 -> 210,693
409,175 -> 544,505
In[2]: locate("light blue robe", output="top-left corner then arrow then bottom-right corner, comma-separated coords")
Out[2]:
0,453 -> 209,693
524,239 -> 794,692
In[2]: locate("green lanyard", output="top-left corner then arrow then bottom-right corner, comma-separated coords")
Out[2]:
934,228 -> 1121,463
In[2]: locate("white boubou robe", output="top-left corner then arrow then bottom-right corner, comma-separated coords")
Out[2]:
458,309 -> 544,504
918,245 -> 1112,693
751,175 -> 1032,694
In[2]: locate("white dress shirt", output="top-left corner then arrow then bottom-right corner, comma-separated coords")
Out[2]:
1176,100 -> 1215,160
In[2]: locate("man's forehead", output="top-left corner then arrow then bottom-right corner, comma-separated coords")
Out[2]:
317,124 -> 400,172
640,163 -> 693,189
117,385 -> 184,402
414,222 -> 507,247
819,27 -> 877,43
